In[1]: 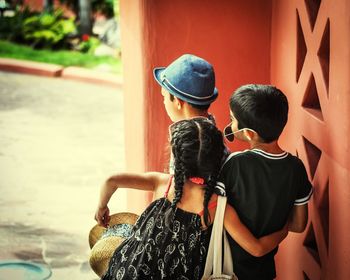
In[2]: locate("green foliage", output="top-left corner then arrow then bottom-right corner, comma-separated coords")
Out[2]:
0,6 -> 38,42
0,7 -> 77,49
22,9 -> 76,49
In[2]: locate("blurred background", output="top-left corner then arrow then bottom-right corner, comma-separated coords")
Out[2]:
0,1 -> 127,279
0,0 -> 122,73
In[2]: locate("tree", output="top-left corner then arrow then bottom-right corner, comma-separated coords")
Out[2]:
78,0 -> 92,35
43,0 -> 54,13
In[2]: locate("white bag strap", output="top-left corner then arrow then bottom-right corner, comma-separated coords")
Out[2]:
223,230 -> 234,275
202,195 -> 234,278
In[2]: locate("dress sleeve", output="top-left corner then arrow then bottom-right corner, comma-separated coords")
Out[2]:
294,160 -> 314,205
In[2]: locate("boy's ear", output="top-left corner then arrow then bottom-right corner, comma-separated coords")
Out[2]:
244,130 -> 255,141
174,97 -> 183,110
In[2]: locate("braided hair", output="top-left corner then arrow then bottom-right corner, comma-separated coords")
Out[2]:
169,118 -> 225,227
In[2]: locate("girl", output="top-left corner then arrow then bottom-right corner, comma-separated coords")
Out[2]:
95,118 -> 287,280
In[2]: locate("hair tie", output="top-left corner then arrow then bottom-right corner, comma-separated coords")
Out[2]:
189,177 -> 205,185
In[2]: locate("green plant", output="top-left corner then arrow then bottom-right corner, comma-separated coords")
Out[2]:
22,9 -> 76,49
77,34 -> 100,54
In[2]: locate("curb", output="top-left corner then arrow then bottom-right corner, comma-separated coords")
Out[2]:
62,66 -> 122,88
0,58 -> 63,77
0,58 -> 122,88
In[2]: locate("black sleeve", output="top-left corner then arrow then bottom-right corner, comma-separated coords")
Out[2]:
294,159 -> 313,205
217,153 -> 237,197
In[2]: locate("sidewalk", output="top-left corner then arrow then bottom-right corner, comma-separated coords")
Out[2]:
0,69 -> 128,279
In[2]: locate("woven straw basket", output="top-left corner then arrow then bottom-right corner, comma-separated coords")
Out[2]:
89,212 -> 139,277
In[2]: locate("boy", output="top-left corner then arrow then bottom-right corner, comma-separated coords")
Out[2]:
220,84 -> 313,280
154,54 -> 230,175
153,53 -> 218,123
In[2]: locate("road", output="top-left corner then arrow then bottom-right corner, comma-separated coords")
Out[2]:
0,71 -> 128,279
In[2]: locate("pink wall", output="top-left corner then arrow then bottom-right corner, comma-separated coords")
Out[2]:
271,0 -> 350,279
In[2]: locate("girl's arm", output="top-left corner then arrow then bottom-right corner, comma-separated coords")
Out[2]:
224,204 -> 288,257
95,172 -> 168,227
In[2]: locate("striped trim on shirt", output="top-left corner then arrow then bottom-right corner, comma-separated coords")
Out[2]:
250,149 -> 289,159
223,149 -> 289,164
294,188 -> 314,205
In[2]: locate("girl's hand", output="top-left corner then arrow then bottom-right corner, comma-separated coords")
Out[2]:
95,206 -> 110,227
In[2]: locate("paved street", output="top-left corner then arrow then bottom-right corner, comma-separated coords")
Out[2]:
0,71 -> 128,279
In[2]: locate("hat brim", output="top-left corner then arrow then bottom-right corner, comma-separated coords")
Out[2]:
89,212 -> 139,249
153,67 -> 218,106
90,236 -> 125,277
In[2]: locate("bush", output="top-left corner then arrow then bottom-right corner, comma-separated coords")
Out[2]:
0,7 -> 76,49
0,6 -> 38,42
22,9 -> 76,49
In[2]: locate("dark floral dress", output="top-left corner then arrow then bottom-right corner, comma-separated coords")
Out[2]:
102,193 -> 212,280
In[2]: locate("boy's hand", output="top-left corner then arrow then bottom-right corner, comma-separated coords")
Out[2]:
95,206 -> 110,227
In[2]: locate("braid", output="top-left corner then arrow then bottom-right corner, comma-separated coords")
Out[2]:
171,126 -> 187,209
169,118 -> 225,228
202,170 -> 220,227
172,159 -> 185,208
196,120 -> 225,227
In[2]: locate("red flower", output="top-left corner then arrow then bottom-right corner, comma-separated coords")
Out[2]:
82,34 -> 90,41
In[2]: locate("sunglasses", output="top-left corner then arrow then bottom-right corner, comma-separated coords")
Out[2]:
224,123 -> 235,142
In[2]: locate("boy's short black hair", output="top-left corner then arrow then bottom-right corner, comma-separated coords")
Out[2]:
230,84 -> 289,143
169,94 -> 210,110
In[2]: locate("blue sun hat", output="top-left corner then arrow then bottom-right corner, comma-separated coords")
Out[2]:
153,54 -> 218,105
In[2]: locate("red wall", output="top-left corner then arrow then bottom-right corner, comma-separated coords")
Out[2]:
120,0 -> 273,213
271,0 -> 350,279
121,0 -> 273,171
143,0 -> 273,172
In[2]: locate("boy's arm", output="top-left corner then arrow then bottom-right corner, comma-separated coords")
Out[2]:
289,159 -> 312,232
95,172 -> 169,226
288,204 -> 308,233
224,204 -> 288,257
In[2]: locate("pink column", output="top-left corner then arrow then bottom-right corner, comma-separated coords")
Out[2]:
271,0 -> 350,279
